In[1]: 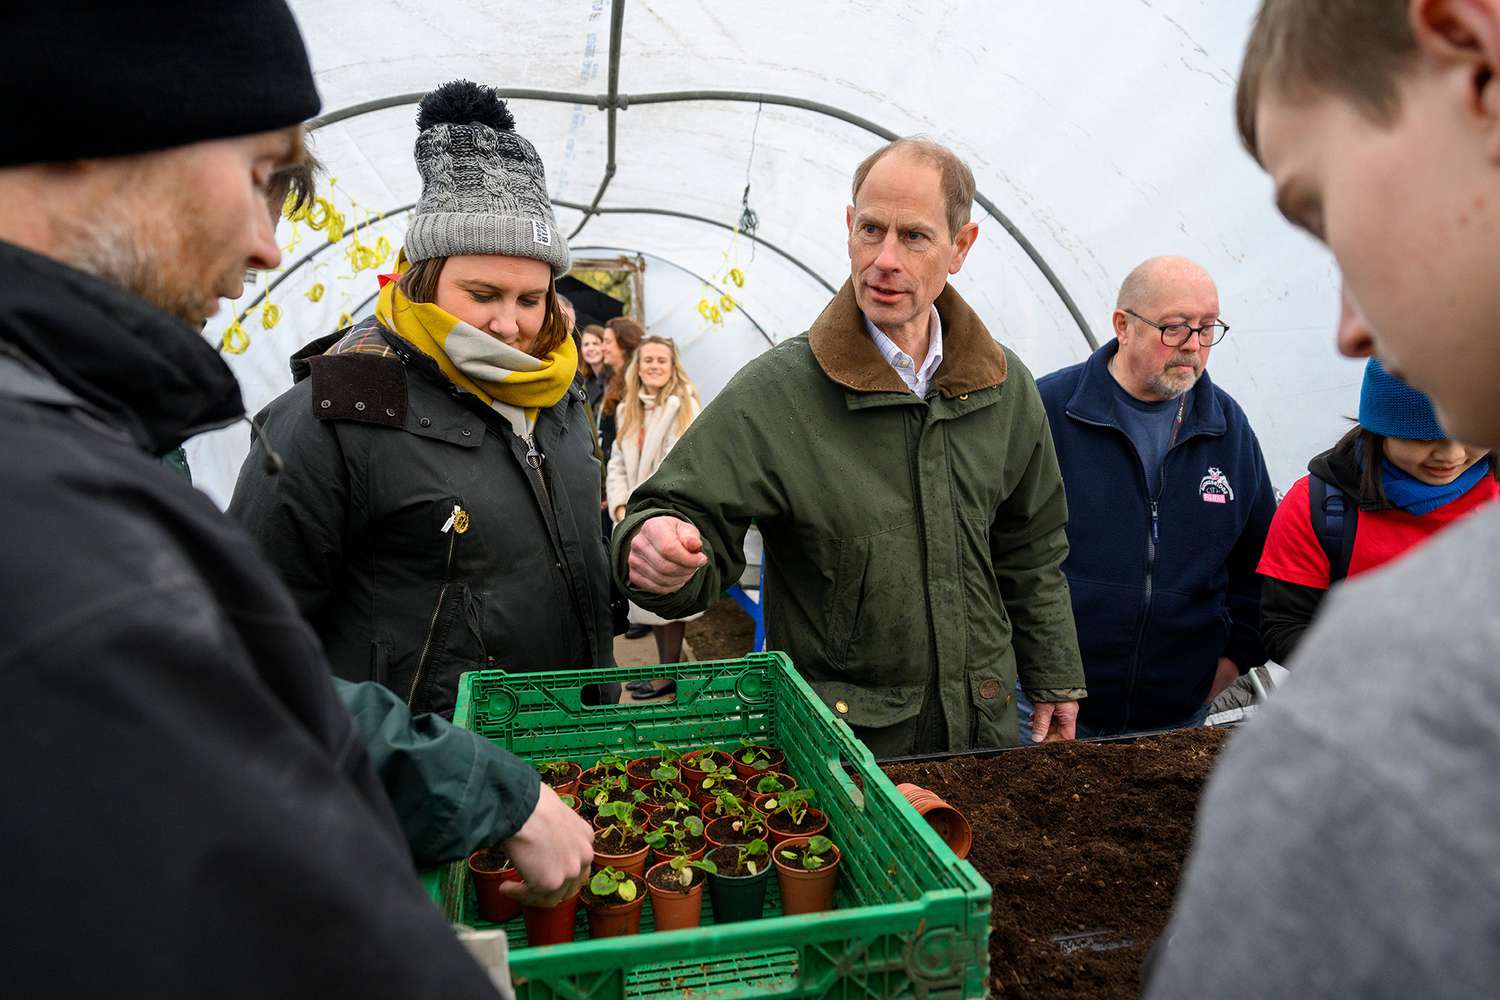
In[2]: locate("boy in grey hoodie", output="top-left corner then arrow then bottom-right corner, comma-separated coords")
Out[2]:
1147,3 -> 1500,998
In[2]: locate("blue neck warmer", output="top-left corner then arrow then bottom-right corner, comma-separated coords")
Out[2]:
1380,457 -> 1491,515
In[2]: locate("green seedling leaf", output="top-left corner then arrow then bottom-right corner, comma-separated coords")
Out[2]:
617,878 -> 638,902
683,816 -> 705,837
644,830 -> 667,849
755,774 -> 787,793
779,849 -> 797,860
650,764 -> 680,782
746,860 -> 758,875
590,870 -> 618,896
806,835 -> 834,855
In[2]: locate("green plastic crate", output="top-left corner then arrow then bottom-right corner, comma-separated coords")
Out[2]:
436,651 -> 991,998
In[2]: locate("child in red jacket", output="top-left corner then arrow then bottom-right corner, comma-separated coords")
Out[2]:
1258,359 -> 1495,663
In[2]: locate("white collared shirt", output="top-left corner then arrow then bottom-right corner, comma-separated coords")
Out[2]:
864,305 -> 943,398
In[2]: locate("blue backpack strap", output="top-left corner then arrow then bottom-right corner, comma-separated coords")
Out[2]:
1308,474 -> 1358,583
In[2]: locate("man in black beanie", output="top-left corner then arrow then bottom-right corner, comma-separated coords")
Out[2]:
0,3 -> 590,997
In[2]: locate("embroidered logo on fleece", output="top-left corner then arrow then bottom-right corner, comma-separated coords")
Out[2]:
1199,466 -> 1234,504
531,220 -> 552,246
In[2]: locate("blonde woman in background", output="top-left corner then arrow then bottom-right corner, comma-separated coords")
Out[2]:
608,336 -> 703,691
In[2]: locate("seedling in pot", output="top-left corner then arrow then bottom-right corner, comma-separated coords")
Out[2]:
650,763 -> 681,783
668,854 -> 717,888
650,785 -> 696,821
650,741 -> 684,767
734,838 -> 770,876
752,771 -> 794,796
537,760 -> 579,785
768,788 -> 817,826
737,738 -> 774,771
645,816 -> 707,858
688,747 -> 732,771
594,753 -> 632,776
588,866 -> 639,904
779,835 -> 836,871
707,788 -> 750,818
595,799 -> 648,848
697,756 -> 737,792
642,815 -> 705,851
582,773 -> 633,811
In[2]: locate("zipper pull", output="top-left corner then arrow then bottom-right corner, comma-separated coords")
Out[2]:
525,434 -> 545,470
1150,500 -> 1160,545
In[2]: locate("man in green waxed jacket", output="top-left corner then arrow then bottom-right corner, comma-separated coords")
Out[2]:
614,138 -> 1086,755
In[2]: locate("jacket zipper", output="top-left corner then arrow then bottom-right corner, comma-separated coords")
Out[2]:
409,503 -> 462,705
1066,411 -> 1171,731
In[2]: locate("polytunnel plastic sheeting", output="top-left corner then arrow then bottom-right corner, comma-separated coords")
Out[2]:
191,0 -> 1360,507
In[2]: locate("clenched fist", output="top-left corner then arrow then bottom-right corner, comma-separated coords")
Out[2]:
628,515 -> 708,595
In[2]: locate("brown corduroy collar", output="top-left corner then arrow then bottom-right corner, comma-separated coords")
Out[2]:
808,280 -> 1008,398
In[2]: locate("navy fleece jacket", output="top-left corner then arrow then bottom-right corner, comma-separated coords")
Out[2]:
1038,342 -> 1274,732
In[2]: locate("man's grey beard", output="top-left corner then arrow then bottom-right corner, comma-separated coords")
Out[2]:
1145,357 -> 1202,399
58,214 -> 203,327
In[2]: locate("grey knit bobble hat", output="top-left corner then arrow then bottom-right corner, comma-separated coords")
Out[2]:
405,80 -> 570,277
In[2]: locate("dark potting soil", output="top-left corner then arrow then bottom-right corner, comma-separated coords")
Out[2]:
767,809 -> 825,838
646,865 -> 705,893
705,816 -> 754,846
738,747 -> 784,771
594,828 -> 648,855
881,728 -> 1229,1000
706,845 -> 768,878
469,847 -> 511,872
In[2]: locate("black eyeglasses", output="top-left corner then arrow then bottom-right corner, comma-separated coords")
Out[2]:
1123,309 -> 1230,347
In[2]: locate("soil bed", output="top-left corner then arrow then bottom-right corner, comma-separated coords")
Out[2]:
881,728 -> 1229,1000
684,596 -> 755,659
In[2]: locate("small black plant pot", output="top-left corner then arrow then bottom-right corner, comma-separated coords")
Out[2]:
705,845 -> 772,924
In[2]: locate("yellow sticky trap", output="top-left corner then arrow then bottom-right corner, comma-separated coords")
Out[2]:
221,320 -> 250,355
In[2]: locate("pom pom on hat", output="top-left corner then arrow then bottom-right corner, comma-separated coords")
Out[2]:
417,80 -> 515,133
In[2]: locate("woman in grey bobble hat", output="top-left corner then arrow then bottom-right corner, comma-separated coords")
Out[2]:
231,80 -> 617,715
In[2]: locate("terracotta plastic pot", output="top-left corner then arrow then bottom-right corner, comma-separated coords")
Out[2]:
765,807 -> 827,847
705,845 -> 772,923
677,749 -> 715,786
592,837 -> 651,877
467,850 -> 523,923
522,890 -> 580,947
539,761 -> 582,797
625,756 -> 662,789
732,745 -> 786,779
645,860 -> 707,932
895,783 -> 973,860
582,874 -> 647,938
772,836 -> 842,915
650,840 -> 706,868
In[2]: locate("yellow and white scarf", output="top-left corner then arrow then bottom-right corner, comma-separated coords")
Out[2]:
376,252 -> 576,437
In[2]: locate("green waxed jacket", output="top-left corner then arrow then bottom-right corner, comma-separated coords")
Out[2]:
614,281 -> 1085,754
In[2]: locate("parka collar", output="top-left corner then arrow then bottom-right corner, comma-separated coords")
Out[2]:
0,239 -> 244,455
1065,339 -> 1228,440
809,280 -> 1007,399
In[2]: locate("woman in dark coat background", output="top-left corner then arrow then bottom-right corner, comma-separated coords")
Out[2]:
231,81 -> 614,715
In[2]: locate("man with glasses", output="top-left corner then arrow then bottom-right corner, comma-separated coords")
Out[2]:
1025,255 -> 1276,739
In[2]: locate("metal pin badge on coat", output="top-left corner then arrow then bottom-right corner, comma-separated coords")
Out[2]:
441,503 -> 471,535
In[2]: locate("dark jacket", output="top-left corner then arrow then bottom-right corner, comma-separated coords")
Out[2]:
230,319 -> 614,715
0,240 -> 529,998
615,282 -> 1086,755
1038,342 -> 1274,732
